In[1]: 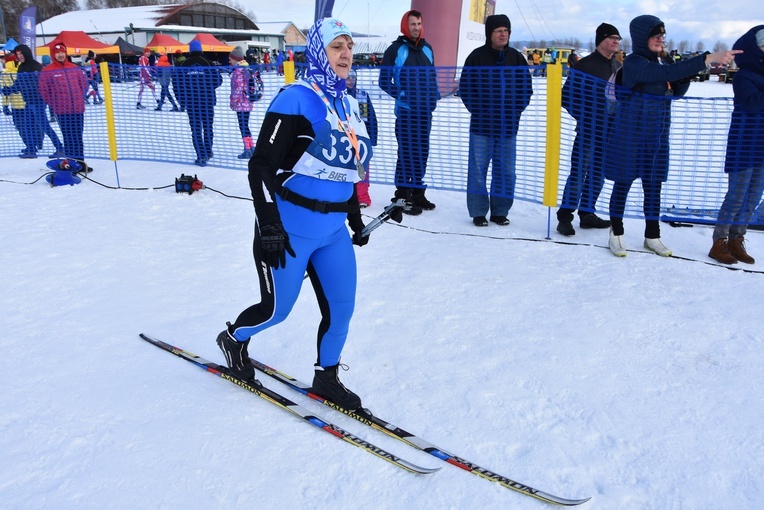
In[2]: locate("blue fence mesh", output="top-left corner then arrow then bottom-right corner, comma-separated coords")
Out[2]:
1,62 -> 760,225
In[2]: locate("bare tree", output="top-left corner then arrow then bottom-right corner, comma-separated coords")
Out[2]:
713,40 -> 729,52
695,40 -> 705,52
1,0 -> 78,40
678,40 -> 690,54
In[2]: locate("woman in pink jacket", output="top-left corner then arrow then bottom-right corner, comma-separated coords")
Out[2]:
229,46 -> 254,159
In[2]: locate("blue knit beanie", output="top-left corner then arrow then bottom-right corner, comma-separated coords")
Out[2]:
189,40 -> 202,53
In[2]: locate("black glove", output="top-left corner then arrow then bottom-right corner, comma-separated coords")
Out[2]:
347,212 -> 368,247
352,228 -> 369,247
259,222 -> 295,269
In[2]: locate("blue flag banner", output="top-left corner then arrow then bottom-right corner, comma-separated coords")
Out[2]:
19,6 -> 36,55
314,0 -> 335,22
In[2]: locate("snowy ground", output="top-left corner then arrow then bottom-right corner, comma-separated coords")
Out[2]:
2,78 -> 763,509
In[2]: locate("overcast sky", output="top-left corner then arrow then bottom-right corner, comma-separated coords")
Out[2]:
264,0 -> 764,49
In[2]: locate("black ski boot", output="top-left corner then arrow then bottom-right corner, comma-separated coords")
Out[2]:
216,323 -> 256,383
312,364 -> 362,411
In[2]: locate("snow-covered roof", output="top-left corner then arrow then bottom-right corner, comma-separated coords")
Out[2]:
36,6 -> 299,41
37,5 -> 185,36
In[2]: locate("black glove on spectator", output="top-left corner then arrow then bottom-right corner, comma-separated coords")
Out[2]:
260,222 -> 296,269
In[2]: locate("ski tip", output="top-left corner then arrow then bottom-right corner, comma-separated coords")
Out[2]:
545,495 -> 591,506
407,463 -> 442,475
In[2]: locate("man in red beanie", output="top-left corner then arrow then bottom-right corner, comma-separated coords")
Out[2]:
38,42 -> 90,169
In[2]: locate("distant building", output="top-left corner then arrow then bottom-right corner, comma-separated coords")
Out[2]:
35,3 -> 305,53
256,21 -> 307,53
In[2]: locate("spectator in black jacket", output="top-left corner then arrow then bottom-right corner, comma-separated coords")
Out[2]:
556,23 -> 622,236
4,44 -> 64,158
173,40 -> 222,166
459,14 -> 532,226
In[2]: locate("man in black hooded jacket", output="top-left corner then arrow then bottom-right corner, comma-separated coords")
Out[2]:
459,14 -> 532,227
3,45 -> 64,158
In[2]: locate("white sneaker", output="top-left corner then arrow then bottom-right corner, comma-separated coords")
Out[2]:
609,229 -> 627,257
644,238 -> 672,257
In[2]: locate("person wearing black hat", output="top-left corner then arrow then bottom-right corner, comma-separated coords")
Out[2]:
605,14 -> 740,257
459,14 -> 533,227
556,23 -> 622,236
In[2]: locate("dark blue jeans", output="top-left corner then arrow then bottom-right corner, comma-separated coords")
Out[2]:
558,128 -> 607,221
31,103 -> 62,152
186,107 -> 214,161
466,132 -> 516,218
713,167 -> 764,240
56,113 -> 84,160
394,108 -> 432,190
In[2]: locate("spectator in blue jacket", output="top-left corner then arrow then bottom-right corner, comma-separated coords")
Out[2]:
708,26 -> 764,265
173,40 -> 222,166
459,14 -> 532,227
605,14 -> 739,257
379,9 -> 440,214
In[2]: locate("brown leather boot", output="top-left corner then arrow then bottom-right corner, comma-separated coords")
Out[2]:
708,238 -> 737,264
729,236 -> 755,264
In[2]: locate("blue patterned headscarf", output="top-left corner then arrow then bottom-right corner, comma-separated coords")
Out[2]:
306,17 -> 353,97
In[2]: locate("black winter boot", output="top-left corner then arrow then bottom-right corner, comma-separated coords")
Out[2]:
216,323 -> 256,383
312,364 -> 362,411
392,189 -> 422,216
412,189 -> 436,210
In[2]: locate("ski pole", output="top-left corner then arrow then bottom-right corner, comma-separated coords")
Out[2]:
361,198 -> 407,237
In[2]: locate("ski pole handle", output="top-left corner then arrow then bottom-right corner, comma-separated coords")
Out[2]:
361,199 -> 406,237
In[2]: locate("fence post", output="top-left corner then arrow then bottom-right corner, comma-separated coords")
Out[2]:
283,60 -> 295,85
542,62 -> 562,208
99,61 -> 120,187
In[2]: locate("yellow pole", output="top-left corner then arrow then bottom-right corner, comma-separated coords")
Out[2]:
542,62 -> 562,208
99,61 -> 119,162
283,60 -> 295,84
